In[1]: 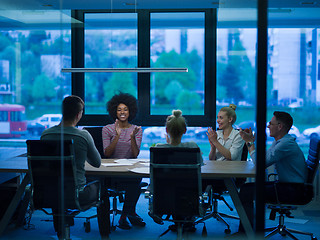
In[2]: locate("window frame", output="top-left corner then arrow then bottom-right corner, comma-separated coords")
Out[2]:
72,9 -> 217,127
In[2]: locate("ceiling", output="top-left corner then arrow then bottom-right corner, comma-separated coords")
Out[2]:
1,0 -> 320,10
0,0 -> 320,28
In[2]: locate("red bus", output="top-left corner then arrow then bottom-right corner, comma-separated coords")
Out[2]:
0,104 -> 27,138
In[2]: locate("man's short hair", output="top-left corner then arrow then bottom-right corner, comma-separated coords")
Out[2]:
273,111 -> 293,133
62,95 -> 84,121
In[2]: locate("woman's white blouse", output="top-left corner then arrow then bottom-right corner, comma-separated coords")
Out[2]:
215,128 -> 245,161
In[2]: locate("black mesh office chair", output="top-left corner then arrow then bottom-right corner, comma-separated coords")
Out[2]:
82,127 -> 105,158
264,136 -> 320,240
83,126 -> 147,230
147,147 -> 209,239
199,143 -> 248,234
83,127 -> 124,230
26,140 -> 100,239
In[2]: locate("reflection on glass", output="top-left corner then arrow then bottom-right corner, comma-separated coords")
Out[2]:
150,12 -> 205,115
84,13 -> 138,114
216,7 -> 320,157
267,28 -> 319,157
0,10 -> 71,140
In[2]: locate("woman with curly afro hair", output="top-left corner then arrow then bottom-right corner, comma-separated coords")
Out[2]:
102,92 -> 145,230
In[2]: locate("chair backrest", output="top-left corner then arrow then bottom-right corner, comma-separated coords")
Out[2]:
235,143 -> 249,188
267,136 -> 320,205
306,136 -> 320,184
149,147 -> 202,219
83,126 -> 104,158
27,140 -> 79,210
241,143 -> 249,162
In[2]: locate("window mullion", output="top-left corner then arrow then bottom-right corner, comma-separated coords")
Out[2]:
137,10 -> 151,124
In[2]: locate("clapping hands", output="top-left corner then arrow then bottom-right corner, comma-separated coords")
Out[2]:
130,126 -> 141,138
239,127 -> 255,143
115,119 -> 122,136
206,127 -> 218,145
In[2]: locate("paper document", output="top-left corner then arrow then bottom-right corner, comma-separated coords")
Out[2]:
114,159 -> 139,165
140,163 -> 150,167
102,163 -> 133,167
130,167 -> 149,174
137,159 -> 149,163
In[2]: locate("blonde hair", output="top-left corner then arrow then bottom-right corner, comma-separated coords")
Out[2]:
219,104 -> 237,125
166,109 -> 186,139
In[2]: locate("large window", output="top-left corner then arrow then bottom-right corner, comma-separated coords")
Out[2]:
84,13 -> 138,114
150,12 -> 205,115
75,9 -> 215,127
216,27 -> 257,128
216,9 -> 257,131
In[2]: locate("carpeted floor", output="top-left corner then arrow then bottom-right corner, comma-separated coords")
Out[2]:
1,190 -> 320,240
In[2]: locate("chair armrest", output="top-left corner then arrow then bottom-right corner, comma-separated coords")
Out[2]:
84,180 -> 100,188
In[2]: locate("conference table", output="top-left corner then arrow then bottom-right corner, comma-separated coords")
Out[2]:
0,156 -> 256,238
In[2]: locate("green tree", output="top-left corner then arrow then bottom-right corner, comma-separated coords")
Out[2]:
85,30 -> 138,103
32,74 -> 56,102
20,50 -> 41,103
42,32 -> 71,55
176,90 -> 201,114
28,31 -> 47,56
85,34 -> 120,102
216,55 -> 228,100
153,50 -> 197,104
0,45 -> 16,90
103,71 -> 136,103
182,49 -> 202,80
230,36 -> 255,103
164,80 -> 183,105
218,29 -> 255,104
0,33 -> 13,52
220,64 -> 243,102
85,74 -> 99,102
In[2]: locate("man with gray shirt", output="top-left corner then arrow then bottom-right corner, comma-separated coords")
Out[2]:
41,95 -> 108,239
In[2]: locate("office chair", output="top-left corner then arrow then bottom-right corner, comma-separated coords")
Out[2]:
83,126 -> 147,230
82,127 -> 105,158
83,126 -> 123,230
199,143 -> 248,234
27,140 -> 100,239
264,136 -> 320,240
147,147 -> 210,239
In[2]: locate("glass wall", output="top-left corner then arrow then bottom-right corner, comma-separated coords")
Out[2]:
0,10 -> 71,144
216,8 -> 257,161
216,7 -> 320,157
216,27 -> 257,127
266,27 -> 319,155
1,1 -> 320,237
1,4 -> 320,160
